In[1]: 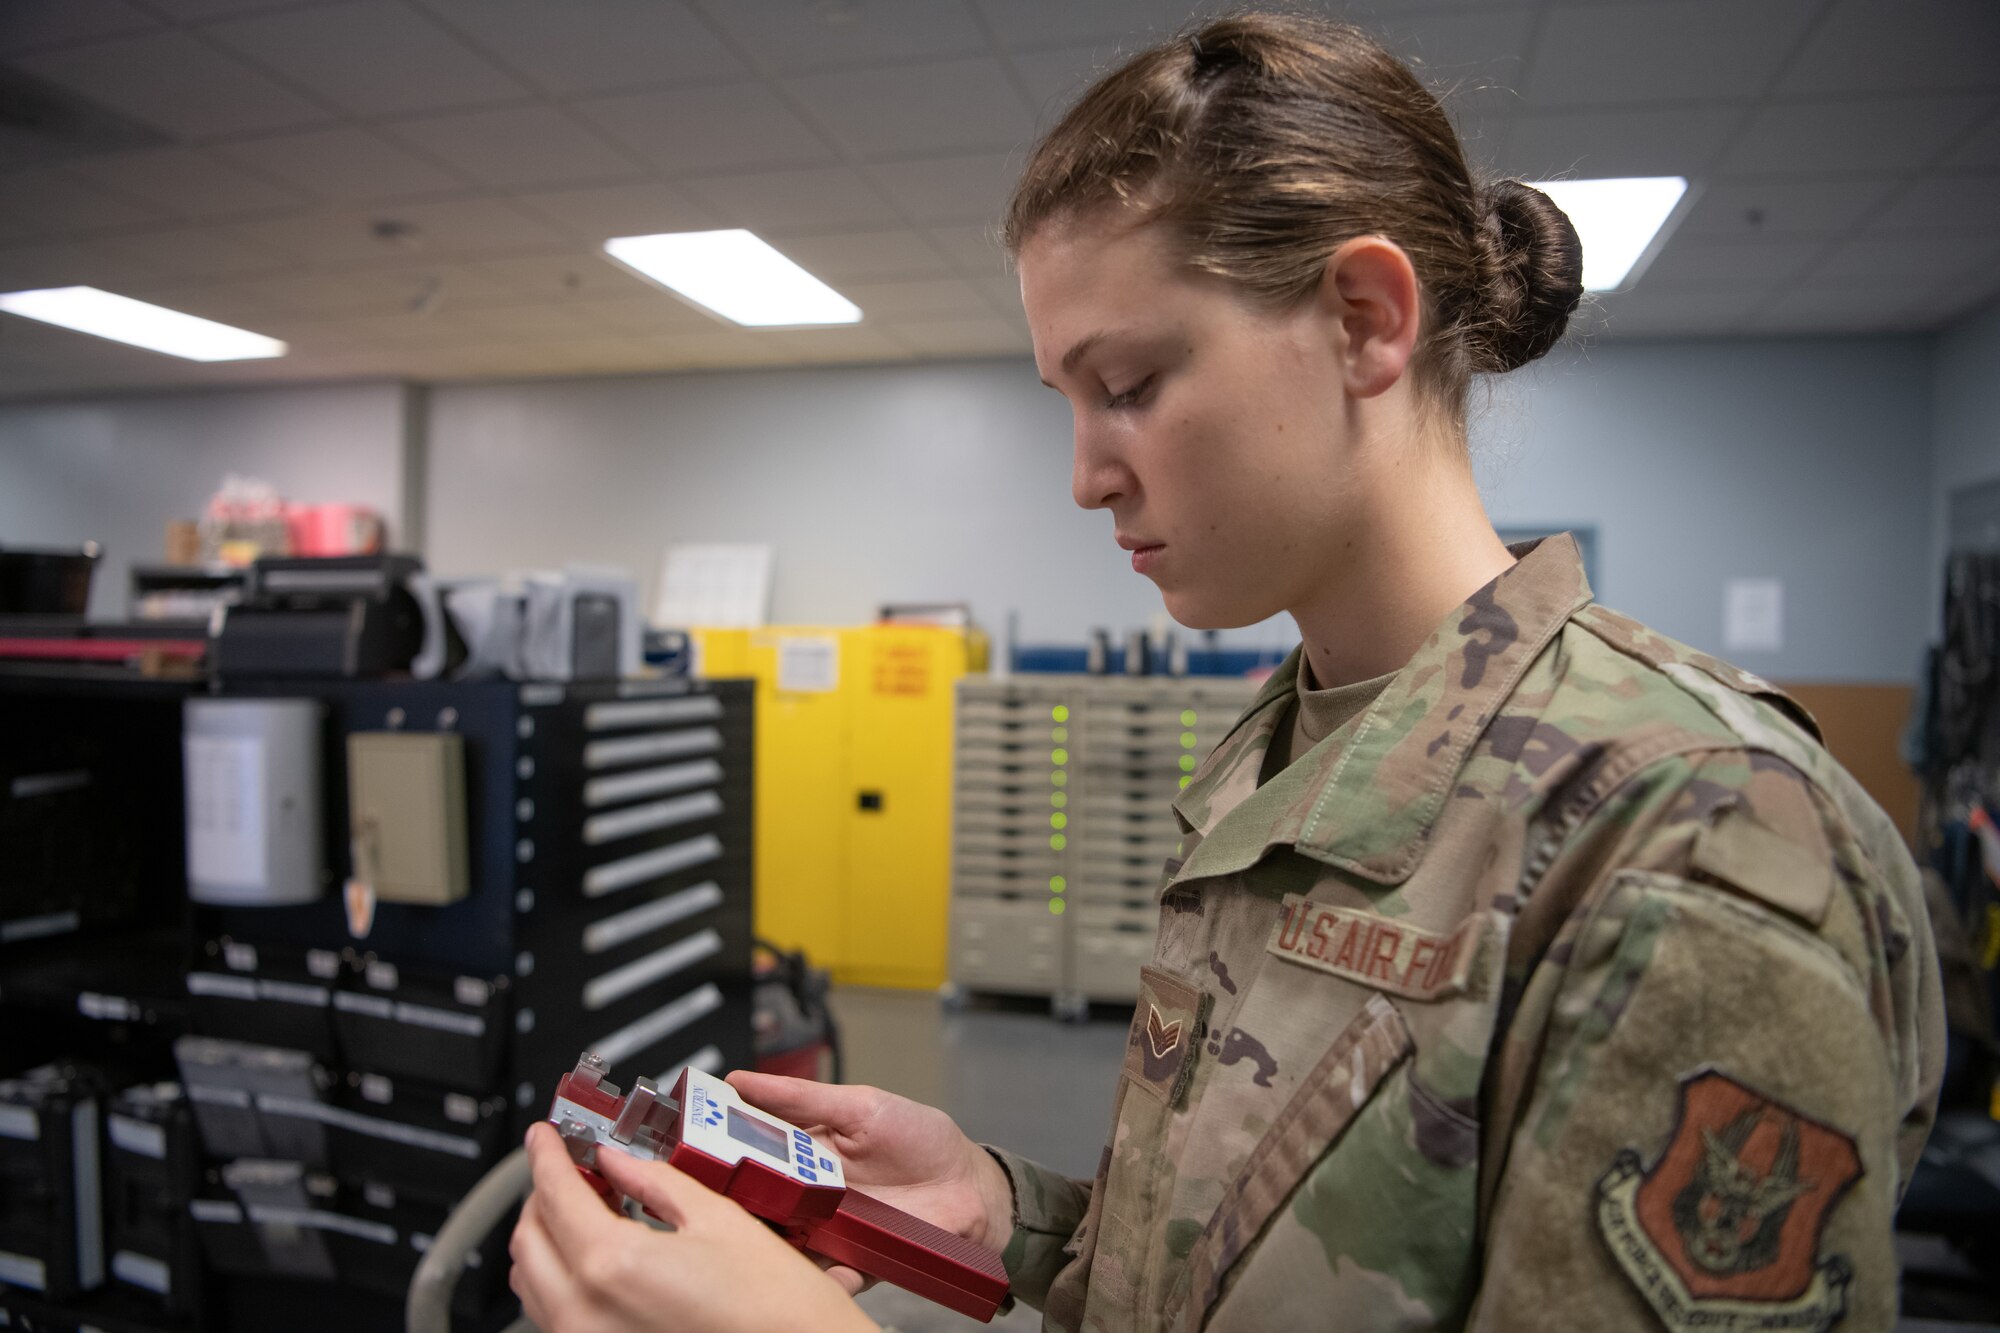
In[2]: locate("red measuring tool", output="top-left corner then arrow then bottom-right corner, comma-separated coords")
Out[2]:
546,1053 -> 1010,1323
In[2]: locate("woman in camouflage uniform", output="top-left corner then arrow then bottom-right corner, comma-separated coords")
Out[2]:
509,15 -> 1943,1333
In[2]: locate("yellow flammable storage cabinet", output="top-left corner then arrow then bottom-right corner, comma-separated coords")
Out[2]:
691,625 -> 977,989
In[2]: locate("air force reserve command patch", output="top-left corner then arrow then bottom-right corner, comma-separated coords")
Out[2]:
1597,1069 -> 1864,1333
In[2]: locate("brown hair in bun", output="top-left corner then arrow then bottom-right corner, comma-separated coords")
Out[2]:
1005,13 -> 1586,422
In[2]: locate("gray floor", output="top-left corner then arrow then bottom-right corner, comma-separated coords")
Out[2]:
828,986 -> 2000,1333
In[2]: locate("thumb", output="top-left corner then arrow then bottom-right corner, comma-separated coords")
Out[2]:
726,1071 -> 882,1135
592,1148 -> 718,1228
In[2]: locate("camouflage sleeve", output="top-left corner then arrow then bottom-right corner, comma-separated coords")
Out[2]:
980,1144 -> 1092,1311
1467,750 -> 1945,1333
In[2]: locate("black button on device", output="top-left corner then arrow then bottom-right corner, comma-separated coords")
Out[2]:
857,791 -> 884,812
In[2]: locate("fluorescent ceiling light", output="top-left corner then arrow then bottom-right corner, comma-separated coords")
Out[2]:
604,230 -> 861,327
0,286 -> 287,361
1526,177 -> 1688,291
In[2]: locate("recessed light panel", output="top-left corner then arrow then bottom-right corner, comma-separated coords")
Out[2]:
1527,177 -> 1689,291
0,286 -> 288,361
604,230 -> 861,327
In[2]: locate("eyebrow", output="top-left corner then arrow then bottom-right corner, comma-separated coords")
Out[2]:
1039,330 -> 1115,389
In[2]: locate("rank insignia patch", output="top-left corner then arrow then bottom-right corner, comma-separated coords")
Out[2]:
1597,1070 -> 1863,1333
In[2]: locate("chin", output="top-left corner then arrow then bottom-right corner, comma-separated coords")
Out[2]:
1159,585 -> 1283,632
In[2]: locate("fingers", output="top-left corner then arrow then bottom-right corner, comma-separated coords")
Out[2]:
726,1071 -> 881,1135
507,1197 -> 575,1332
592,1146 -> 710,1228
524,1121 -> 620,1265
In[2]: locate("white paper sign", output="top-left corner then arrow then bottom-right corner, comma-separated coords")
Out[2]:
654,544 -> 773,628
1723,578 -> 1784,653
776,636 -> 840,693
185,735 -> 266,888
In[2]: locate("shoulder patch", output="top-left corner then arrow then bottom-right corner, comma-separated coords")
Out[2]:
1597,1069 -> 1862,1333
1692,811 -> 1836,928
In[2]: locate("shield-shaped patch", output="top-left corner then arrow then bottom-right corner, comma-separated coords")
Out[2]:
1596,1068 -> 1863,1333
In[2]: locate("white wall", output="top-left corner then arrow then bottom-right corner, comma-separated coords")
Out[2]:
428,337 -> 1935,682
0,382 -> 407,618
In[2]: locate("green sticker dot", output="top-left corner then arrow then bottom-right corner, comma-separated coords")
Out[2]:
1180,709 -> 1197,727
1051,792 -> 1067,808
1051,726 -> 1067,743
1051,747 -> 1068,766
1180,730 -> 1198,748
1048,898 -> 1067,915
1050,812 -> 1067,830
1179,754 -> 1197,772
1049,833 -> 1067,851
1050,875 -> 1066,893
1178,775 -> 1192,790
1051,771 -> 1067,787
1051,705 -> 1069,722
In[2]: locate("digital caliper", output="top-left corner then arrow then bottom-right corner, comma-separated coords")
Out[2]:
546,1052 -> 1010,1323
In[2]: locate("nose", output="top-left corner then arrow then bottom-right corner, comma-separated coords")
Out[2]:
1071,416 -> 1130,512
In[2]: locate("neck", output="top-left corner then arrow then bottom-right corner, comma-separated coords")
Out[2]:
1288,443 -> 1514,688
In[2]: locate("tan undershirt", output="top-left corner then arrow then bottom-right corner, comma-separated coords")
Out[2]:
1260,655 -> 1398,783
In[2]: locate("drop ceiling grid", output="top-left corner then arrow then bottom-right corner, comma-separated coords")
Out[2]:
0,0 -> 1990,396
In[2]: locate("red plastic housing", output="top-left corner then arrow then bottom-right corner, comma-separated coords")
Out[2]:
548,1064 -> 1009,1322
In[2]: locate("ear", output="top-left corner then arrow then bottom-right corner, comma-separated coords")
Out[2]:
1315,236 -> 1422,400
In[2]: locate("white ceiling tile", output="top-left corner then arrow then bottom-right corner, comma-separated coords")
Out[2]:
926,222 -> 1010,276
976,0 -> 1204,52
218,127 -> 469,202
1867,174 -> 2000,235
1523,1 -> 1816,106
1778,0 -> 2000,97
0,169 -> 170,238
1742,283 -> 1937,334
786,58 -> 1035,160
632,328 -> 792,368
87,227 -> 296,280
1806,233 -> 2000,284
226,197 -> 570,264
877,314 -> 1031,357
1948,110 -> 2000,169
574,84 -> 834,177
508,181 -> 717,244
699,0 -> 987,74
766,229 -> 950,281
1500,105 -> 1743,179
535,292 -> 720,334
1009,45 -> 1117,123
16,29 -> 331,138
205,0 -> 528,116
66,147 -> 309,220
971,272 -> 1023,317
838,276 -> 988,320
414,0 -> 745,94
0,238 -> 174,292
0,0 -> 161,55
1376,8 -> 1539,88
1721,94 -> 1992,177
384,105 -> 640,189
1633,237 -> 1826,291
228,262 -> 519,316
1676,177 -> 1902,240
1586,285 -> 1768,338
683,166 -> 899,232
465,252 -> 659,301
869,151 -> 1020,227
767,323 -> 909,363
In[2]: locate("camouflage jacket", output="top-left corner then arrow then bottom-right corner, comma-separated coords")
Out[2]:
988,535 -> 1944,1333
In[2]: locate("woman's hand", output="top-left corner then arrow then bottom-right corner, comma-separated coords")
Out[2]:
509,1121 -> 877,1333
723,1072 -> 1015,1295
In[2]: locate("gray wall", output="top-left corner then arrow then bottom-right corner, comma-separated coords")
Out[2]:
1932,302 -> 2000,587
428,337 -> 1935,681
0,382 -> 407,618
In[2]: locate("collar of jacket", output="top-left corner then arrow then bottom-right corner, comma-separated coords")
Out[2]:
1168,534 -> 1594,890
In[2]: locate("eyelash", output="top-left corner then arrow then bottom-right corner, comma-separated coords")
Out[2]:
1104,375 -> 1154,410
